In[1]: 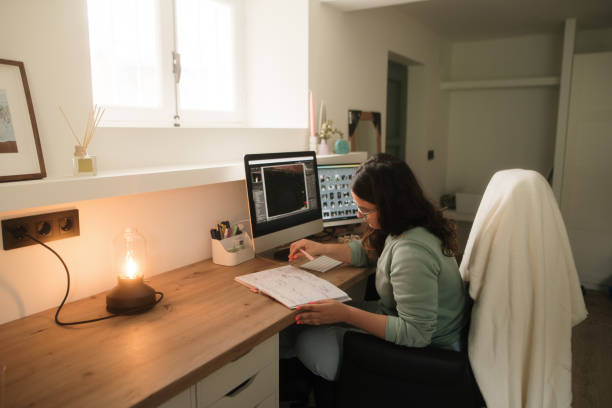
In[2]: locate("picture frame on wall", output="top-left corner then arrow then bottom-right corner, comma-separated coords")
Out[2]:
0,58 -> 46,182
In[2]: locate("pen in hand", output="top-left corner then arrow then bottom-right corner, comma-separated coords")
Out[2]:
299,249 -> 315,261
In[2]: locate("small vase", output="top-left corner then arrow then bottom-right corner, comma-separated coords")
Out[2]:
73,145 -> 97,176
334,139 -> 350,154
317,140 -> 330,155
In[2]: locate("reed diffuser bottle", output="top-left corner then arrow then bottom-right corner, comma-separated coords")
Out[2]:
73,145 -> 97,176
60,105 -> 104,176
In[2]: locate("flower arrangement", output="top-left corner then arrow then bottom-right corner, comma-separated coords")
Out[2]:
317,120 -> 343,141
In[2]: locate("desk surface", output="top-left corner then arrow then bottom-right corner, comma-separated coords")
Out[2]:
0,257 -> 370,408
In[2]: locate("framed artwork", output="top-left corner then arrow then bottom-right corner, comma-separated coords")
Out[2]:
348,110 -> 381,158
0,58 -> 46,182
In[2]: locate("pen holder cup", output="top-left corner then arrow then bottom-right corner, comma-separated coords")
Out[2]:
211,232 -> 255,266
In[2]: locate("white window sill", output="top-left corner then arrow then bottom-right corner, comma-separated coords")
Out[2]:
0,161 -> 243,213
0,152 -> 367,213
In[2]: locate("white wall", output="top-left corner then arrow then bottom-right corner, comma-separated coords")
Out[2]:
561,52 -> 612,290
0,182 -> 248,323
446,34 -> 562,80
0,0 -> 306,324
569,26 -> 612,290
575,27 -> 612,54
245,0 -> 309,128
0,0 -> 444,324
309,1 -> 446,201
0,0 -> 309,178
443,34 -> 562,194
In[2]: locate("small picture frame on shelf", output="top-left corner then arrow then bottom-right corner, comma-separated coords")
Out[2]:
0,59 -> 46,182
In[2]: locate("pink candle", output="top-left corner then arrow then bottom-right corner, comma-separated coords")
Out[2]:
309,90 -> 316,139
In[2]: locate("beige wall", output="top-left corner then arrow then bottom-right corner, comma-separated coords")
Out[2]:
575,27 -> 612,54
309,1 -> 447,201
442,29 -> 612,289
0,182 -> 248,323
561,52 -> 612,289
0,0 -> 304,324
0,0 -> 445,324
443,34 -> 562,195
0,0 -> 308,178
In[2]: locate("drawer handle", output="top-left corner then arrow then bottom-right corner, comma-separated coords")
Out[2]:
225,373 -> 257,398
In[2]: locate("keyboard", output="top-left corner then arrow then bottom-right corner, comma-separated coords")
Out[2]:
299,255 -> 343,273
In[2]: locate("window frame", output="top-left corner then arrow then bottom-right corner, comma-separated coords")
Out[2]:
86,0 -> 245,128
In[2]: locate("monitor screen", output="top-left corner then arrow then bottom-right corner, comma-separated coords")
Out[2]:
244,151 -> 323,253
317,163 -> 362,227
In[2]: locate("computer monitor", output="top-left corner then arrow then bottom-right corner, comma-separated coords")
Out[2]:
244,151 -> 323,257
318,163 -> 362,227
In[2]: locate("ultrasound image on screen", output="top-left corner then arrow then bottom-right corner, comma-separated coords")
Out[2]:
262,164 -> 308,218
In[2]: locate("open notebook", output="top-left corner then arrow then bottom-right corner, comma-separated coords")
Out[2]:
235,265 -> 351,309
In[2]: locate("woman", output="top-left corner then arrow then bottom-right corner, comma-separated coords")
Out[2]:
284,153 -> 467,384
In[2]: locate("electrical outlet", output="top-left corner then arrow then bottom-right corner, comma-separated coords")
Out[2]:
2,209 -> 80,250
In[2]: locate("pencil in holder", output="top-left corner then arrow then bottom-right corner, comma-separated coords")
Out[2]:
211,232 -> 255,266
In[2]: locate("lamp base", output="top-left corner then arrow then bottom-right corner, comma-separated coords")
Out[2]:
106,277 -> 157,314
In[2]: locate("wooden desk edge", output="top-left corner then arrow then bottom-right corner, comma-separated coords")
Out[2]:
0,257 -> 372,408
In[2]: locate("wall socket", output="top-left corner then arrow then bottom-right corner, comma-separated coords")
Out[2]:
2,209 -> 80,250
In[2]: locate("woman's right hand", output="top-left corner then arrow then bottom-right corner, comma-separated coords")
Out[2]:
288,239 -> 326,260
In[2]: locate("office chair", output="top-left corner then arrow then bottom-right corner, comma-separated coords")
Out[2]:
335,305 -> 481,408
333,263 -> 481,407
334,169 -> 587,408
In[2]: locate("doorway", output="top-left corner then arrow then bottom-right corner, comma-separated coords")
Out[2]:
386,59 -> 407,160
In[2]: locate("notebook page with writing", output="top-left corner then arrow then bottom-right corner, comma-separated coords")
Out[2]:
299,255 -> 343,273
235,265 -> 350,309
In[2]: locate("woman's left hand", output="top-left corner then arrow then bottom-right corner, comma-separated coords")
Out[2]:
295,299 -> 349,326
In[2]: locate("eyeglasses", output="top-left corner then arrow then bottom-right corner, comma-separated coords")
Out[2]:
357,207 -> 377,218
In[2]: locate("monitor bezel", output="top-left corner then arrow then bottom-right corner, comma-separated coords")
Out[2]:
244,151 -> 323,240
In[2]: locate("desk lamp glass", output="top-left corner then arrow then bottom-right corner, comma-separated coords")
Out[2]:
106,227 -> 157,314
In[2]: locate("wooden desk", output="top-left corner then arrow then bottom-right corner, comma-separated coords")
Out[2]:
0,257 -> 370,408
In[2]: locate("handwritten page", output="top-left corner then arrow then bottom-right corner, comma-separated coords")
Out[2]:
235,265 -> 351,309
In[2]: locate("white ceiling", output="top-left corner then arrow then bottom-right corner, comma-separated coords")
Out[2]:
320,0 -> 428,12
323,0 -> 612,41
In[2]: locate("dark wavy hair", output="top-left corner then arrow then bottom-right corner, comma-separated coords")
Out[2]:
351,153 -> 458,258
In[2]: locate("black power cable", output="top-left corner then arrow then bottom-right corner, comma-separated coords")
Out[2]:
18,230 -> 163,326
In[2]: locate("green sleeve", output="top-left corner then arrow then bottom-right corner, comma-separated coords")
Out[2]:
348,240 -> 373,267
384,240 -> 440,347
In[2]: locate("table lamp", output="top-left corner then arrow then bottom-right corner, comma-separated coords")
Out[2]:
106,227 -> 157,314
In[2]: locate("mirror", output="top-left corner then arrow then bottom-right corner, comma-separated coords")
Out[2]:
348,110 -> 381,158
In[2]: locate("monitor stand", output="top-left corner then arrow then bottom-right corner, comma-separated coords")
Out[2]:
273,247 -> 291,261
258,246 -> 292,262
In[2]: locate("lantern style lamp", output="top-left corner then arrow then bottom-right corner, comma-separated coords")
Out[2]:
106,228 -> 157,314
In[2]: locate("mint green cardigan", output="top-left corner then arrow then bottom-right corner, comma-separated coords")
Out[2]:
348,227 -> 466,349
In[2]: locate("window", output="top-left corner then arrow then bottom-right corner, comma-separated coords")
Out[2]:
87,0 -> 243,127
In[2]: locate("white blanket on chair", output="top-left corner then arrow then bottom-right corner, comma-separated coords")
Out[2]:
460,169 -> 587,408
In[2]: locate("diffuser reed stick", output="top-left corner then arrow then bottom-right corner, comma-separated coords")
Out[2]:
59,105 -> 104,176
59,105 -> 105,150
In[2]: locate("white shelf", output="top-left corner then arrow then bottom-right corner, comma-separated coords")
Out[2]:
444,210 -> 475,222
0,162 -> 244,213
0,151 -> 368,213
440,76 -> 560,91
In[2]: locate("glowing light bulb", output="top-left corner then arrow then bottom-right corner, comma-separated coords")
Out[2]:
123,251 -> 139,279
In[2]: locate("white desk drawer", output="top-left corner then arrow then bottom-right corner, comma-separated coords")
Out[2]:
208,363 -> 275,408
197,334 -> 278,408
254,393 -> 275,408
158,386 -> 196,408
